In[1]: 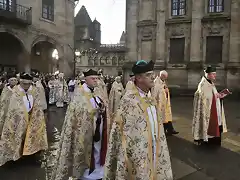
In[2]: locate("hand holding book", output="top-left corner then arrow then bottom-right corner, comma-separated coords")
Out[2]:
219,88 -> 232,98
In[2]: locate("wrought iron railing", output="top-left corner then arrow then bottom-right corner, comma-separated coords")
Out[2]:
0,1 -> 32,24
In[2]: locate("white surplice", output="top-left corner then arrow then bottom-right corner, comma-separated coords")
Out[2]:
81,83 -> 104,180
18,85 -> 33,113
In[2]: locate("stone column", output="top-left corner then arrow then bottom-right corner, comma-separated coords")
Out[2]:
188,1 -> 204,89
124,0 -> 139,83
189,1 -> 204,62
227,0 -> 240,90
155,0 -> 166,69
126,0 -> 138,62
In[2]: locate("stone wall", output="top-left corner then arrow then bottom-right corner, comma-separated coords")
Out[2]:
75,49 -> 125,76
0,0 -> 75,76
125,0 -> 240,92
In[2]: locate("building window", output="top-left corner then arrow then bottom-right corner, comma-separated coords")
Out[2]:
118,56 -> 125,65
169,38 -> 185,64
171,0 -> 186,16
208,0 -> 224,13
112,57 -> 117,65
0,0 -> 13,11
42,0 -> 54,21
206,36 -> 223,64
100,57 -> 104,65
105,56 -> 111,64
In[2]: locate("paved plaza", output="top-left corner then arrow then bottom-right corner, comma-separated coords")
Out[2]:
0,97 -> 239,180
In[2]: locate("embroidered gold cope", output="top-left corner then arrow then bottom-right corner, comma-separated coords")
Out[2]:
124,80 -> 134,94
35,80 -> 47,110
51,83 -> 110,180
109,81 -> 124,123
104,85 -> 173,180
0,85 -> 48,166
0,86 -> 14,135
55,79 -> 69,107
152,77 -> 172,123
192,77 -> 227,142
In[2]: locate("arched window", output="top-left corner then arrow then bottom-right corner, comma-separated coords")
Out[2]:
112,56 -> 118,65
105,56 -> 111,64
118,56 -> 125,65
100,57 -> 104,65
42,0 -> 54,21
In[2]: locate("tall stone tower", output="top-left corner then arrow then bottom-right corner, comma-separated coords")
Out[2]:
74,6 -> 101,50
92,19 -> 101,45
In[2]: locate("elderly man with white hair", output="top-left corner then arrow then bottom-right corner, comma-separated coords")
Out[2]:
152,70 -> 179,136
52,69 -> 109,180
192,65 -> 230,146
124,73 -> 135,93
104,60 -> 173,180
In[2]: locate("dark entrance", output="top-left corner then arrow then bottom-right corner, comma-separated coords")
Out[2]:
31,41 -> 56,73
0,32 -> 23,73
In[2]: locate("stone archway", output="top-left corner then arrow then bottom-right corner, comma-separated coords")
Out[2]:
31,35 -> 63,73
0,31 -> 27,72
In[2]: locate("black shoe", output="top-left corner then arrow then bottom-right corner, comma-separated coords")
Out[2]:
171,130 -> 179,135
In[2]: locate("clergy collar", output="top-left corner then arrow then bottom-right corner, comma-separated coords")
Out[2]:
136,86 -> 149,98
204,76 -> 212,84
18,84 -> 33,93
8,85 -> 14,91
82,83 -> 94,93
159,77 -> 164,83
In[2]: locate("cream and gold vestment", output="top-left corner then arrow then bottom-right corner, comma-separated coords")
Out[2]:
0,85 -> 48,166
109,81 -> 124,120
124,80 -> 134,93
192,77 -> 227,142
104,85 -> 173,180
152,76 -> 172,123
0,85 -> 14,135
52,83 -> 109,180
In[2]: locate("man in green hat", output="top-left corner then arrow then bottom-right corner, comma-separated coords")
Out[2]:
104,60 -> 173,180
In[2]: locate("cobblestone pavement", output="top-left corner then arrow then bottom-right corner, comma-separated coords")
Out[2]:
0,97 -> 239,180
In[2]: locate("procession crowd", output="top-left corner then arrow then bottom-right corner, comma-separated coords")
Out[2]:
0,60 -> 230,180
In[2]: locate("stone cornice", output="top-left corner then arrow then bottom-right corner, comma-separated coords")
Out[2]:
186,62 -> 204,70
225,62 -> 240,70
201,14 -> 231,22
137,20 -> 157,27
165,18 -> 191,25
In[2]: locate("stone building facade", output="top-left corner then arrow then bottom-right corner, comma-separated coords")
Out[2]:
125,0 -> 240,91
74,5 -> 126,76
75,43 -> 126,76
0,0 -> 76,76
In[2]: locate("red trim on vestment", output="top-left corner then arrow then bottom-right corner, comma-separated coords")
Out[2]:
207,93 -> 220,137
100,110 -> 108,166
89,109 -> 108,174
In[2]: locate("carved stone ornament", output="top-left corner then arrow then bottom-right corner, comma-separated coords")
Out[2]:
205,22 -> 224,34
141,27 -> 154,41
169,25 -> 186,36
